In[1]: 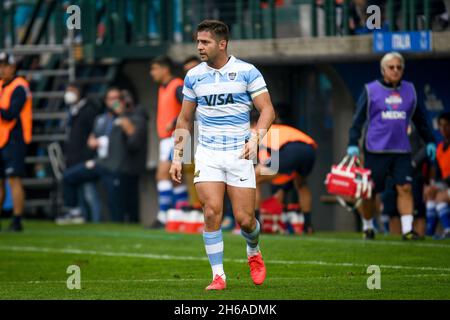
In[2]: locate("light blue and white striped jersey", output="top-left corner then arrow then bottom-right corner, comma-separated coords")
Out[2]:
182,55 -> 267,151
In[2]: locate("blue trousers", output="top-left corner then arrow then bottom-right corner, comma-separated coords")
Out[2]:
63,161 -> 124,222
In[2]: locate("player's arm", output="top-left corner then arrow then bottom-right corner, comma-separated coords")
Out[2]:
241,65 -> 276,160
170,99 -> 197,183
252,91 -> 276,137
240,91 -> 275,160
348,87 -> 368,148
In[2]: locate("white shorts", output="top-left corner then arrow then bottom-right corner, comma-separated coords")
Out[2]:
193,145 -> 256,188
159,137 -> 174,162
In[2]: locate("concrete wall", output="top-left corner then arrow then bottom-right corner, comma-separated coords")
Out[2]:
169,31 -> 450,65
121,61 -> 159,227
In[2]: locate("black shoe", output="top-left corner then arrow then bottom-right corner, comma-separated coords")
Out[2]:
402,230 -> 420,241
363,229 -> 375,240
304,225 -> 314,235
147,220 -> 165,230
8,221 -> 23,232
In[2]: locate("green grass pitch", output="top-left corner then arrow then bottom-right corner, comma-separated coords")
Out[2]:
0,221 -> 449,300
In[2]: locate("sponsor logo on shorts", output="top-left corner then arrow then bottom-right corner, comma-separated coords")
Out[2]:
194,170 -> 200,178
5,167 -> 14,175
239,177 -> 248,182
405,176 -> 413,182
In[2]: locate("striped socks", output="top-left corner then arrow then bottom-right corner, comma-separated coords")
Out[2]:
437,202 -> 450,233
157,180 -> 173,224
173,184 -> 189,207
203,230 -> 225,280
426,201 -> 438,236
241,220 -> 261,257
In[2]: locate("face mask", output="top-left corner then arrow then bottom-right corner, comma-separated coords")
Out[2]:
110,100 -> 123,114
64,91 -> 78,105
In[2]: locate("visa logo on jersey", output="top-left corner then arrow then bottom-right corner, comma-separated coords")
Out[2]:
203,94 -> 235,106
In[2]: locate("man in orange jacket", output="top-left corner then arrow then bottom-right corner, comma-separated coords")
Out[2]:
424,112 -> 450,239
254,118 -> 317,234
150,56 -> 189,227
0,52 -> 32,232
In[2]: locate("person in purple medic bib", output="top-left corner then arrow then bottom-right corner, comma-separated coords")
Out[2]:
347,52 -> 437,241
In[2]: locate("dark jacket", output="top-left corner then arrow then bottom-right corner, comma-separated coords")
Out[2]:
65,99 -> 98,168
95,106 -> 148,175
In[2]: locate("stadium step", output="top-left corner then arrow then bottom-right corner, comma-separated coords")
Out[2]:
22,177 -> 55,189
33,111 -> 67,120
17,69 -> 70,77
24,198 -> 62,208
3,44 -> 68,55
25,156 -> 50,164
75,76 -> 111,85
31,134 -> 67,143
32,91 -> 65,100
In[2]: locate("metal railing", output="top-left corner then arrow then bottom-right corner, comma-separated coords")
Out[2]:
0,1 -> 441,55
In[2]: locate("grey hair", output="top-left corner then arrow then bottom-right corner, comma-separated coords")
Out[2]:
380,52 -> 405,75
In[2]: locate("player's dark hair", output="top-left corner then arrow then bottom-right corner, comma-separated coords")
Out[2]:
151,55 -> 174,73
183,55 -> 201,66
197,20 -> 230,43
438,112 -> 450,123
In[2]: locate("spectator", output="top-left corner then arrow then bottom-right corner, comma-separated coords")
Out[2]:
59,87 -> 147,223
0,52 -> 32,232
55,83 -> 101,225
347,52 -> 436,241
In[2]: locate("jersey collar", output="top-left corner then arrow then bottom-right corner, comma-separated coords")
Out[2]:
205,55 -> 236,75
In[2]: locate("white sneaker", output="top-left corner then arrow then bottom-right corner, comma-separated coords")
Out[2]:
55,211 -> 86,225
157,210 -> 167,224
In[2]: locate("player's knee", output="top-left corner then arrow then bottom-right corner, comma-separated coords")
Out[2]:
396,184 -> 412,195
202,205 -> 221,223
236,215 -> 254,231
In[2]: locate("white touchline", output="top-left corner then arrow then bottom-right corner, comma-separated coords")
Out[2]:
294,236 -> 450,249
1,245 -> 450,273
16,229 -> 450,249
2,274 -> 449,286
